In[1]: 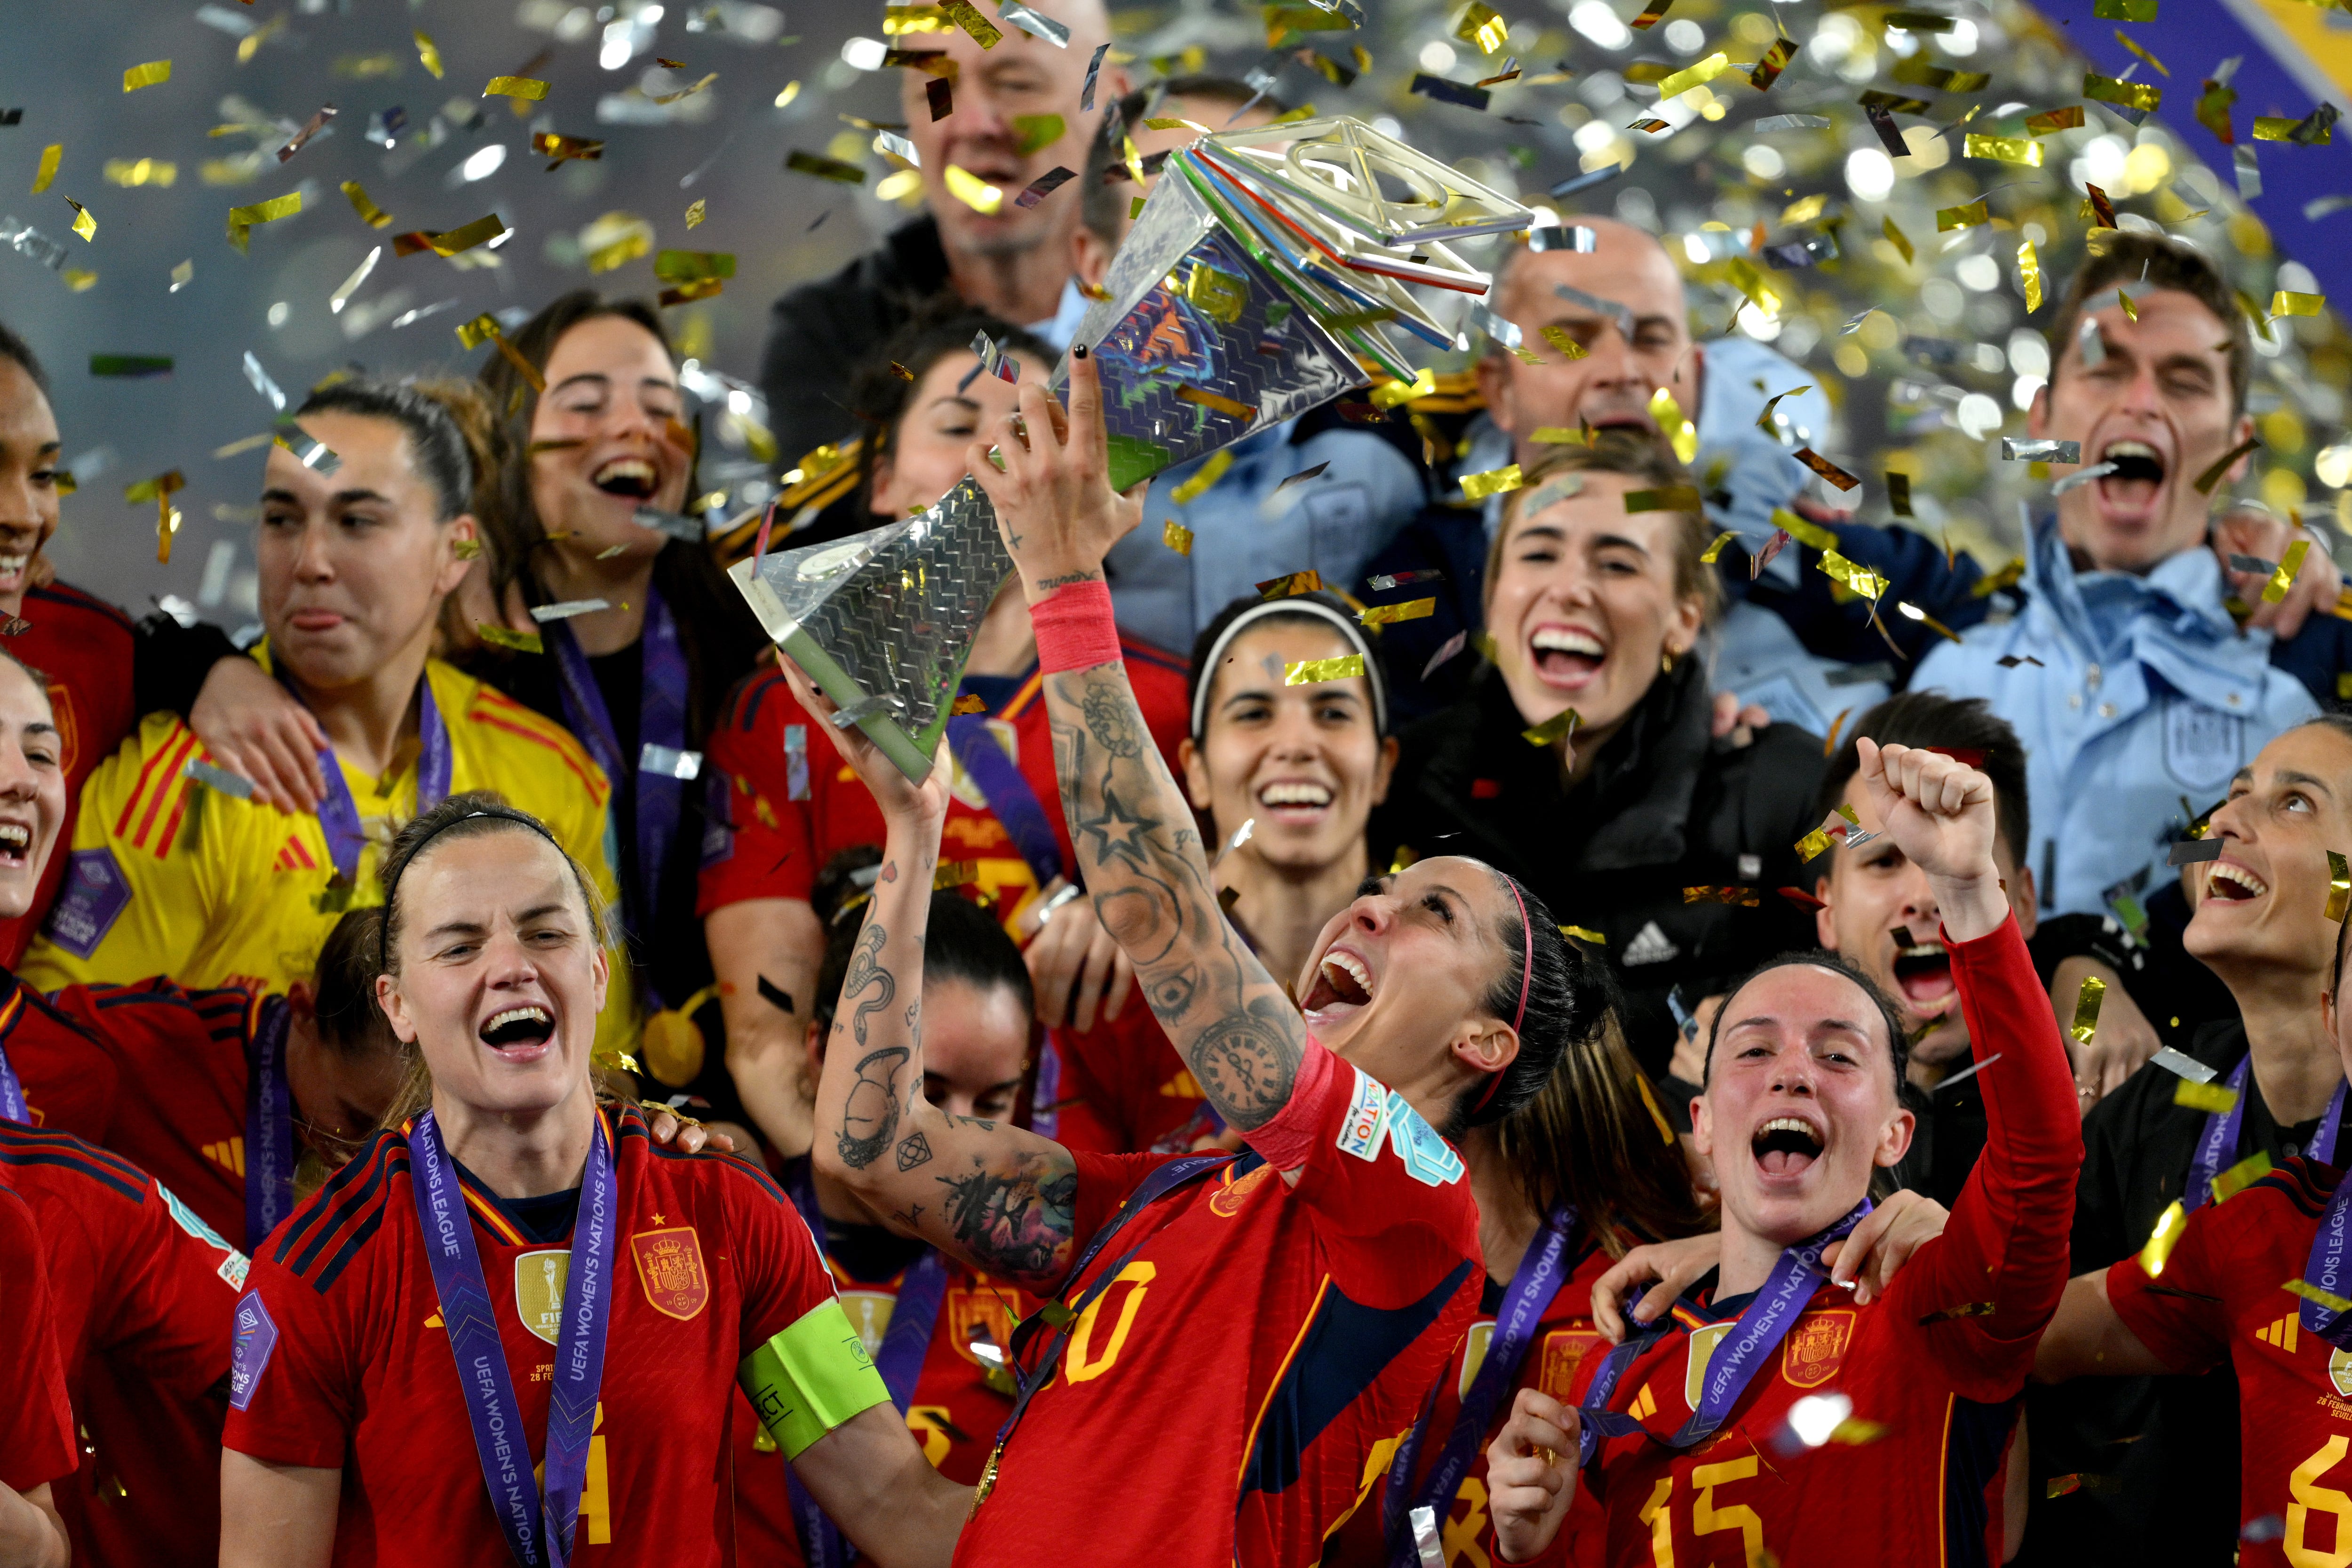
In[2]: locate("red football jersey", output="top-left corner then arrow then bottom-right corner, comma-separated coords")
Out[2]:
0,1121 -> 246,1568
0,1179 -> 76,1493
954,1040 -> 1483,1566
1576,920 -> 2076,1568
730,1238 -> 1037,1564
697,645 -> 1192,933
42,977 -> 259,1248
1055,1003 -> 1216,1154
224,1104 -> 848,1567
0,581 -> 137,967
1326,1227 -> 1617,1568
0,971 -> 121,1146
2106,1159 -> 2352,1568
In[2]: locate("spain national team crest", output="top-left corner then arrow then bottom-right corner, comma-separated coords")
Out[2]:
1209,1162 -> 1274,1218
1780,1310 -> 1855,1389
1538,1328 -> 1604,1401
949,1286 -> 1022,1369
516,1249 -> 570,1345
2329,1346 -> 2352,1398
630,1226 -> 710,1321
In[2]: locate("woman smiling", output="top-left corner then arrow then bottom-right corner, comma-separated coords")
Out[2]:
1371,435 -> 1824,1079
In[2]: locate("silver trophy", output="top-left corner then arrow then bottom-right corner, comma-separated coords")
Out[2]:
729,116 -> 1532,781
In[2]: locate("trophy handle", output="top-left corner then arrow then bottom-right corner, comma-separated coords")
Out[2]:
775,624 -> 939,785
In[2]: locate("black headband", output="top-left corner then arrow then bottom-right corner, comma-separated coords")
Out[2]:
377,806 -> 567,973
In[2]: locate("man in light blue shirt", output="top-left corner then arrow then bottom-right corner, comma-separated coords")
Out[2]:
1915,234 -> 2317,919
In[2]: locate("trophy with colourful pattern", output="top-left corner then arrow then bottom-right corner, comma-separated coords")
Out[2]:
728,115 -> 1533,781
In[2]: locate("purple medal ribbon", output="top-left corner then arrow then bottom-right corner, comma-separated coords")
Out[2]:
408,1107 -> 617,1568
2186,1058 -> 2348,1210
2303,1169 -> 2352,1350
1578,1200 -> 1871,1462
244,995 -> 296,1248
781,1162 -> 951,1567
312,674 -> 454,884
0,988 -> 25,1121
944,713 -> 1066,889
548,585 -> 690,994
1382,1207 -> 1578,1565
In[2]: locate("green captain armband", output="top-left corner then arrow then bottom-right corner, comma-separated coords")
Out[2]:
738,1301 -> 892,1458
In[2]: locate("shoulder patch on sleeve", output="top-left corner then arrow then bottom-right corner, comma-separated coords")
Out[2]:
1335,1064 -> 1391,1161
229,1290 -> 279,1409
44,846 -> 132,957
1383,1090 -> 1466,1187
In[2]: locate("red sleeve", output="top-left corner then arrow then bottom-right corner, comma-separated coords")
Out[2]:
1248,1039 -> 1481,1309
220,1250 -> 357,1469
1883,916 -> 2082,1400
1117,637 -> 1193,780
98,1175 -> 245,1401
726,1157 -> 845,1346
0,1187 -> 76,1491
2106,1178 -> 2285,1375
698,672 -> 820,915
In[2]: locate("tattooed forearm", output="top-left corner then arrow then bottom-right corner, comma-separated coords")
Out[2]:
938,1152 -> 1079,1281
1042,666 -> 1307,1133
840,923 -> 896,1046
838,1047 -> 909,1168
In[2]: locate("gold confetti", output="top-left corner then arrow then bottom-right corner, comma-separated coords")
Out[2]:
2265,539 -> 2312,605
225,191 -> 302,253
942,0 -> 1003,48
2287,1276 -> 2352,1313
412,212 -> 507,257
1724,257 -> 1782,318
2026,105 -> 2085,135
476,623 -> 545,653
1456,1 -> 1511,55
341,180 -> 392,228
2137,1200 -> 2185,1276
1882,215 -> 1914,265
2117,289 -> 2138,323
169,259 -> 192,290
64,199 -> 93,241
943,164 -> 1003,214
1656,52 -> 1731,98
1168,449 -> 1234,505
1772,507 -> 1838,552
2193,437 -> 2261,495
31,143 -> 59,195
1820,549 -> 1890,602
2018,237 -> 2043,312
1529,426 -> 1589,446
1162,520 -> 1193,555
1177,385 -> 1255,421
414,29 -> 445,79
1256,569 -> 1325,600
1538,324 -> 1589,360
1684,886 -> 1762,907
2068,975 -> 2105,1045
1795,449 -> 1863,491
2274,290 -> 2327,318
1461,464 -> 1524,500
1561,925 -> 1607,945
653,73 -> 718,105
483,76 -> 550,101
1936,200 -> 1990,232
1700,530 -> 1737,564
533,133 -> 604,167
1359,597 -> 1436,626
1286,654 -> 1367,686
102,158 -> 175,188
2212,1152 -> 2272,1203
1624,485 -> 1703,513
1649,387 -> 1697,462
2113,30 -> 2169,78
2331,850 -> 2351,923
1756,385 -> 1812,432
2173,1079 -> 2240,1114
2083,73 -> 2161,112
1523,707 -> 1581,747
122,60 -> 172,92
1370,369 -> 1436,410
684,199 -> 707,230
1964,134 -> 2044,168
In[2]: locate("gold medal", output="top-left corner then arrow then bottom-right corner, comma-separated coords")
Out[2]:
970,1442 -> 1003,1516
643,984 -> 721,1087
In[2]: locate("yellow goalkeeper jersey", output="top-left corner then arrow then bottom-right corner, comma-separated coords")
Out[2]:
22,655 -> 638,1059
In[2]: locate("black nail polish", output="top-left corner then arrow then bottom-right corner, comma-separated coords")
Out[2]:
1073,343 -> 1089,359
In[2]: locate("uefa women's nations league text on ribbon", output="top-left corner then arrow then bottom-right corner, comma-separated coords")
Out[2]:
724,115 -> 1534,782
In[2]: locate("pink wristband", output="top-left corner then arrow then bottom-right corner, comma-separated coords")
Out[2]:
1031,578 -> 1123,674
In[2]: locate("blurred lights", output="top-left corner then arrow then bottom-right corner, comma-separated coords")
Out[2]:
457,144 -> 508,183
1956,393 -> 2005,439
2315,443 -> 2352,489
1742,143 -> 1785,180
2013,375 -> 2046,410
1418,40 -> 1457,73
1568,1 -> 1631,50
842,35 -> 888,71
1845,147 -> 1894,202
1955,253 -> 2000,292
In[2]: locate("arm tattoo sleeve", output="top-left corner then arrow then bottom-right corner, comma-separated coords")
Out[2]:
938,1150 -> 1080,1280
1043,665 -> 1305,1131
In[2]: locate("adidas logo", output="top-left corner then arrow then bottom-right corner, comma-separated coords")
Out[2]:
2257,1313 -> 2300,1353
1159,1070 -> 1204,1099
1629,1384 -> 1658,1420
202,1138 -> 246,1177
1622,922 -> 1679,966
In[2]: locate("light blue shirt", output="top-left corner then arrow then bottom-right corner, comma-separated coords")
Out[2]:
1913,516 -> 2319,918
1028,276 -> 1089,354
1102,417 -> 1427,657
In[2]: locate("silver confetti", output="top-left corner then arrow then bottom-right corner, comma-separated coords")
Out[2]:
2000,438 -> 2081,462
639,743 -> 704,780
529,598 -> 613,622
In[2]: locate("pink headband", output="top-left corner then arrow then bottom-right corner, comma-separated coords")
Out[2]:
1471,875 -> 1534,1115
